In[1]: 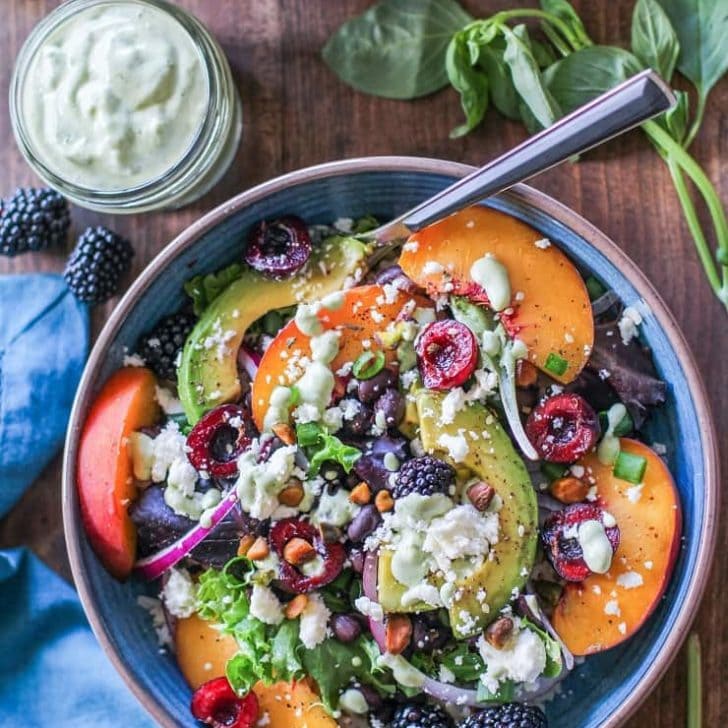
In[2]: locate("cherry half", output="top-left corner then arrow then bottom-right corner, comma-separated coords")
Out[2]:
415,320 -> 478,390
187,404 -> 255,478
244,215 -> 312,279
191,677 -> 258,728
525,392 -> 599,463
269,518 -> 346,593
541,503 -> 620,582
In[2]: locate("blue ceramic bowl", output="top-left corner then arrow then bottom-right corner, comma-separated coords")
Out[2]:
63,157 -> 719,727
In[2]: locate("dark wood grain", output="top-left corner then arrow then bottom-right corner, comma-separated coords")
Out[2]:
0,1 -> 725,725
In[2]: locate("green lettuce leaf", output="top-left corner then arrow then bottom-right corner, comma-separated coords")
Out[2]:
301,637 -> 395,713
295,423 -> 362,476
184,262 -> 243,316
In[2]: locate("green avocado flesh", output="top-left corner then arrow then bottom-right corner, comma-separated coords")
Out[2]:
178,237 -> 368,424
378,391 -> 538,637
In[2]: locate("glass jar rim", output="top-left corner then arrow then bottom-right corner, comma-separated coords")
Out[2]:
9,0 -> 226,204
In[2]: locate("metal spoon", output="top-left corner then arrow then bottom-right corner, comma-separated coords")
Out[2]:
363,69 -> 675,247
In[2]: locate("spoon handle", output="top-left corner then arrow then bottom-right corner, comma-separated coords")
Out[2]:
399,70 -> 674,232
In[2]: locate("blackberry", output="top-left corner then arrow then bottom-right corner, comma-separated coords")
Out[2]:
0,187 -> 70,256
459,703 -> 548,728
64,226 -> 133,304
392,704 -> 454,728
138,312 -> 196,381
393,455 -> 454,499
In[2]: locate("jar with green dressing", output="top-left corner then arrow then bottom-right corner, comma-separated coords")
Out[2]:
10,0 -> 241,212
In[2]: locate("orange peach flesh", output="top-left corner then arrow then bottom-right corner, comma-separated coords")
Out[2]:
552,439 -> 681,655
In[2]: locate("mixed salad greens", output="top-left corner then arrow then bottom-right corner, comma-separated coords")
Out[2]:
77,208 -> 681,728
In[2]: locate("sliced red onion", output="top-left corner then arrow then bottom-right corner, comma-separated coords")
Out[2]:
362,551 -> 388,652
237,345 -> 260,380
134,492 -> 239,581
362,550 -> 379,602
421,675 -> 483,707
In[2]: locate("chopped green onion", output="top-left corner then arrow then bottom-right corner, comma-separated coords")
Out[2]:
599,409 -> 633,437
541,462 -> 568,482
585,275 -> 607,301
288,385 -> 301,407
296,422 -> 324,447
352,350 -> 385,380
544,352 -> 568,377
613,451 -> 647,484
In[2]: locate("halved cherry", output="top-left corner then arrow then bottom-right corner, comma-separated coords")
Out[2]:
244,215 -> 312,279
525,392 -> 599,463
270,518 -> 345,593
415,320 -> 478,390
191,677 -> 258,728
542,503 -> 620,582
187,404 -> 255,478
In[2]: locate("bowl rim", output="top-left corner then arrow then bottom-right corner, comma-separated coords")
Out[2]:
62,155 -> 719,728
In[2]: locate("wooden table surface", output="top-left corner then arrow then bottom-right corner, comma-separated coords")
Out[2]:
0,1 -> 725,725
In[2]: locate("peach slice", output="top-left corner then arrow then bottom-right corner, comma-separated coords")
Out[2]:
176,614 -> 336,727
398,205 -> 593,383
251,283 -> 432,431
77,367 -> 160,579
551,439 -> 681,655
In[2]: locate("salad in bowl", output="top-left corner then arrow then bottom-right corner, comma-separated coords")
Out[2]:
76,204 -> 681,728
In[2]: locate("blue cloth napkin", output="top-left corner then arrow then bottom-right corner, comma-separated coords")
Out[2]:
0,273 -> 88,516
0,548 -> 155,727
0,274 -> 153,726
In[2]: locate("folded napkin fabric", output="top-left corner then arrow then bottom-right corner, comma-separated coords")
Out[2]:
0,274 -> 89,517
0,548 -> 154,727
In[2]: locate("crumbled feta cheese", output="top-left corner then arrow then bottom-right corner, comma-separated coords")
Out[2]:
439,665 -> 456,684
123,352 -> 146,367
618,306 -> 643,345
604,600 -> 621,616
250,584 -> 284,625
354,596 -> 384,622
423,261 -> 445,275
644,561 -> 654,570
534,238 -> 551,249
625,483 -> 644,503
477,622 -> 547,693
436,432 -> 470,463
299,593 -> 331,649
235,442 -> 298,519
155,385 -> 184,415
137,596 -> 172,647
616,571 -> 644,589
618,622 -> 627,635
423,505 -> 499,576
161,568 -> 197,619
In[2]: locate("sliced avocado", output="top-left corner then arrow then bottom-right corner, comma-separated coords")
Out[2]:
416,390 -> 538,638
178,237 -> 368,424
377,550 -> 433,613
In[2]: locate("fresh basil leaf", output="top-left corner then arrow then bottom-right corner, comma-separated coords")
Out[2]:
446,32 -> 490,138
478,41 -> 522,119
184,263 -> 243,316
503,25 -> 561,129
631,0 -> 680,81
301,426 -> 362,476
544,46 -> 644,112
322,0 -> 472,100
657,0 -> 728,97
530,38 -> 558,68
540,0 -> 592,47
662,88 -> 690,142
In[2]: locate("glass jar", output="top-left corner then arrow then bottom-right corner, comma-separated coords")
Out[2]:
10,0 -> 242,213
